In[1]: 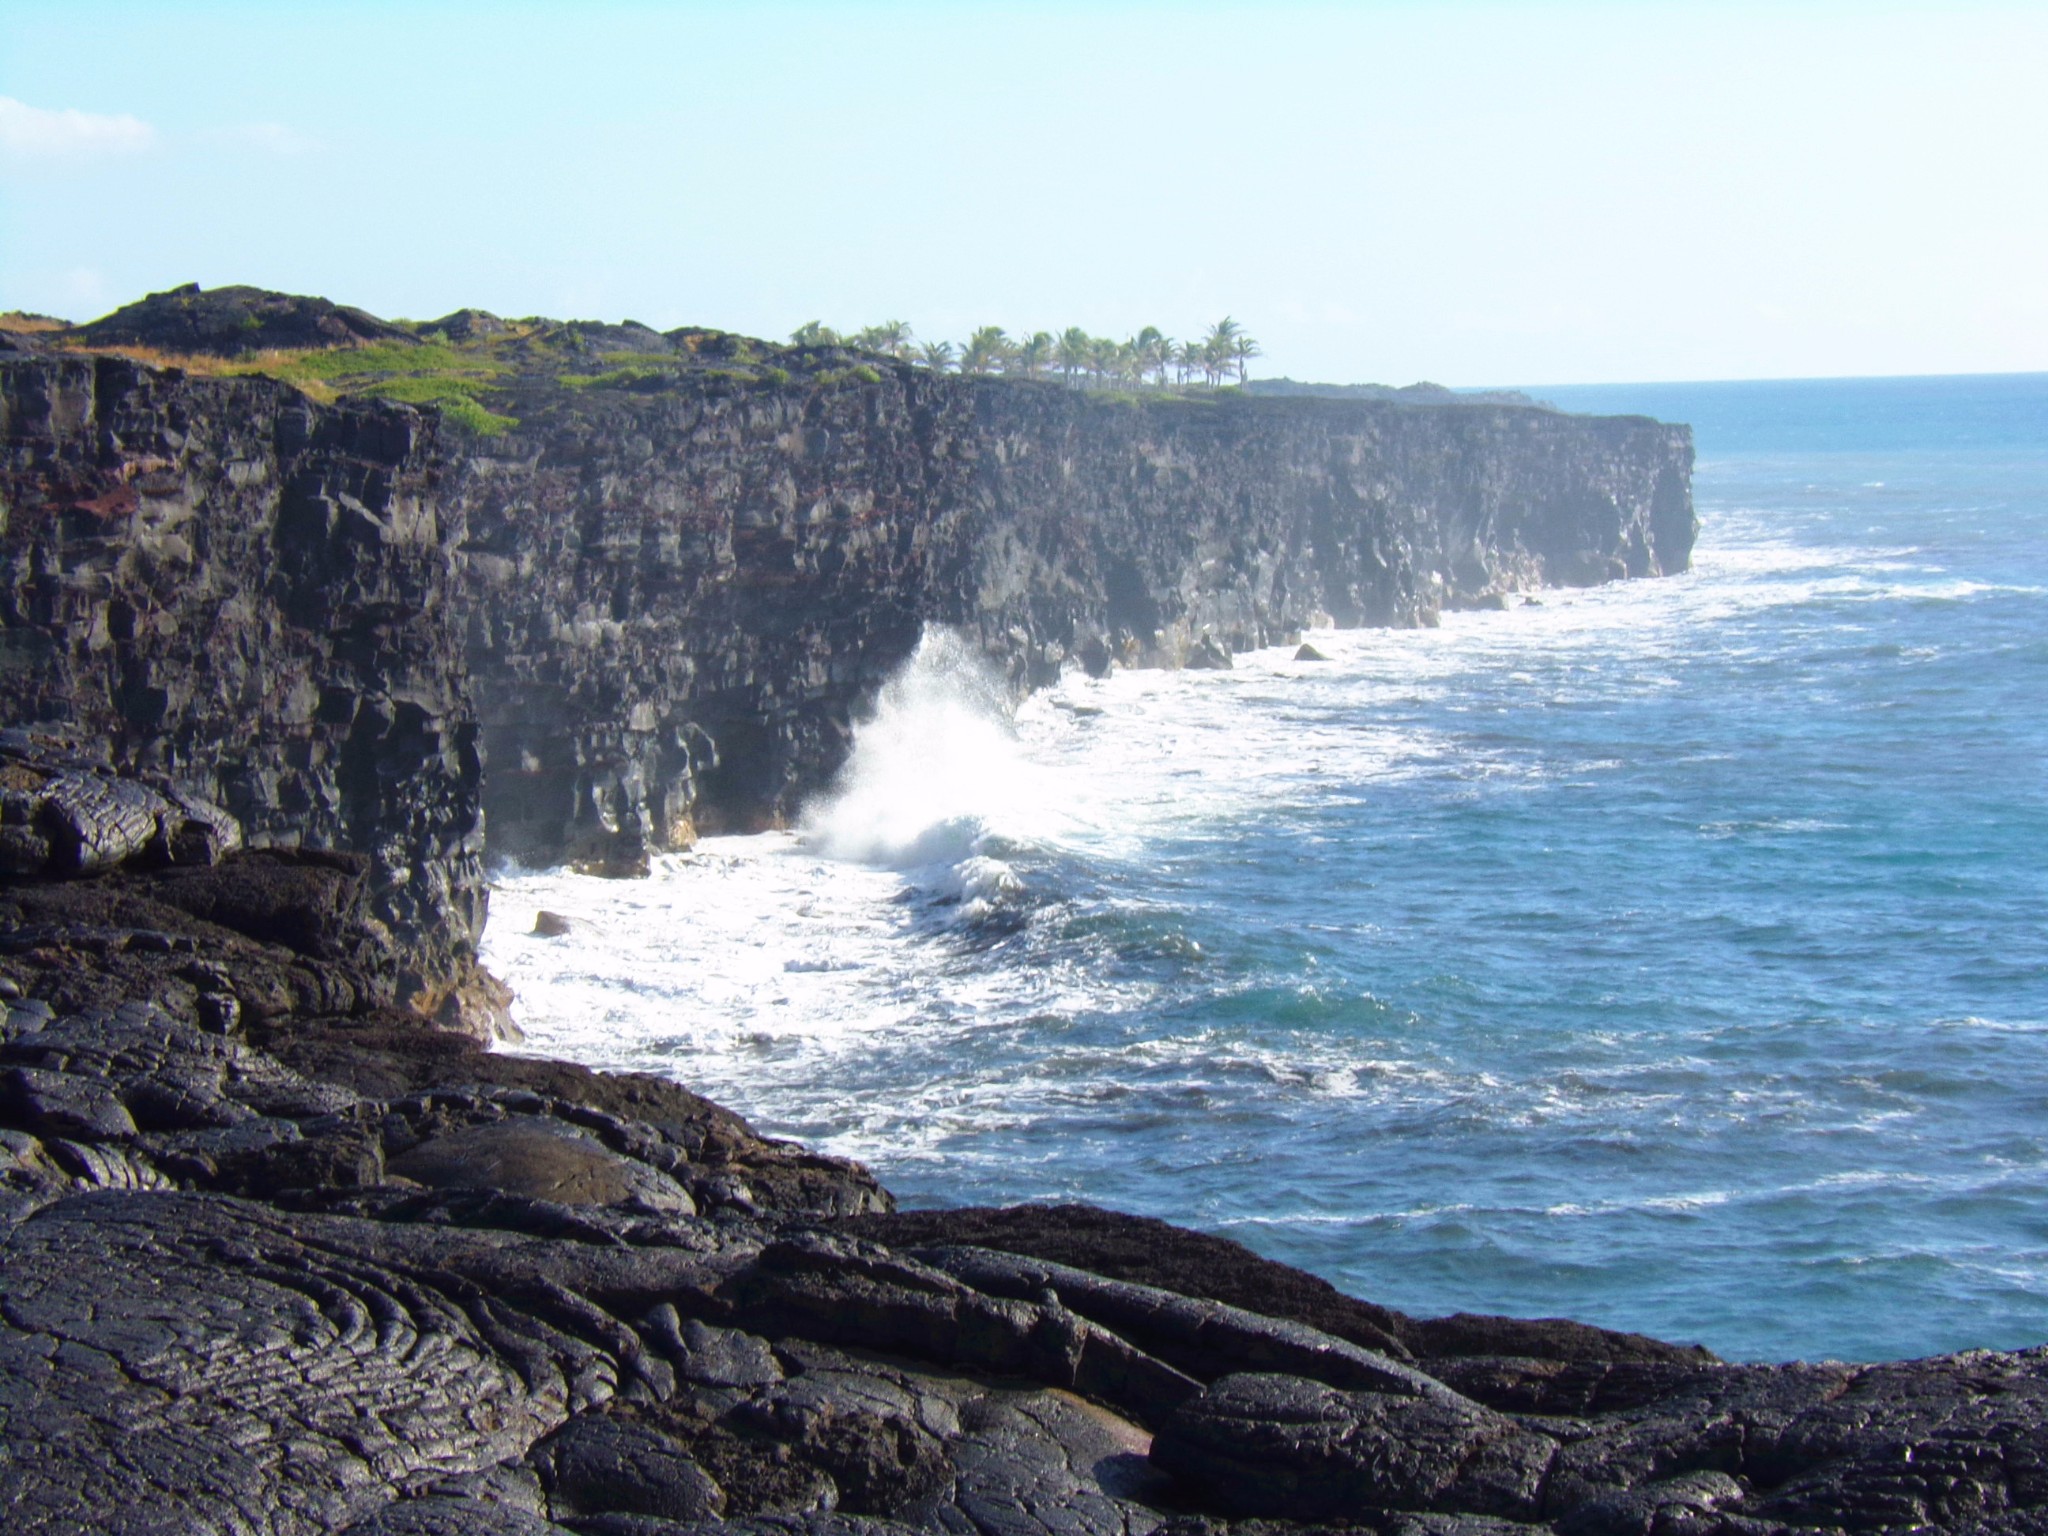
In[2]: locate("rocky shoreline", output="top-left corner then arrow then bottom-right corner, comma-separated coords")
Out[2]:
6,742 -> 2048,1535
7,289 -> 2042,1534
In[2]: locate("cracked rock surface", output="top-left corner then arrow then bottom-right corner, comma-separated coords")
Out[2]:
3,762 -> 2048,1535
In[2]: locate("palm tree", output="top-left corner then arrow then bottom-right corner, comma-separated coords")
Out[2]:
1016,331 -> 1056,379
1202,318 -> 1246,385
917,340 -> 955,371
853,320 -> 913,357
1132,326 -> 1172,388
790,320 -> 841,348
959,326 -> 1013,376
1190,322 -> 1239,387
1229,328 -> 1261,384
1123,339 -> 1151,389
1087,336 -> 1119,389
1057,327 -> 1092,387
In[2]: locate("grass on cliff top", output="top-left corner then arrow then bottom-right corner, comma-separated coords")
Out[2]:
0,312 -> 70,334
557,362 -> 677,391
245,344 -> 519,434
357,376 -> 518,436
42,316 -> 876,427
283,338 -> 501,382
45,333 -> 522,436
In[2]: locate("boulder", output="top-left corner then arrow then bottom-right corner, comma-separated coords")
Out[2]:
387,1117 -> 697,1213
1150,1372 -> 1553,1521
529,1416 -> 725,1523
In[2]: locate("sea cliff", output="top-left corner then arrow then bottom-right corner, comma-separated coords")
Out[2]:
1,307 -> 1692,996
455,372 -> 1692,870
56,299 -> 2048,1536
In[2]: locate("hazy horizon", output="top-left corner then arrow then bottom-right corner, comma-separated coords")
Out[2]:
4,1 -> 2044,388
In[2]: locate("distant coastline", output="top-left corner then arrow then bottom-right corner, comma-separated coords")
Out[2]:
1244,375 -> 1553,409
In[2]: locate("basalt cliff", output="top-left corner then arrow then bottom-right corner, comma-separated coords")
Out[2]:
0,286 -> 1694,1005
19,293 -> 2039,1536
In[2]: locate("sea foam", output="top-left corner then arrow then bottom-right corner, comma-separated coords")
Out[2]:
486,372 -> 2048,1363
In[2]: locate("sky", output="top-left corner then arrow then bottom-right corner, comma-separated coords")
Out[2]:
2,1 -> 2044,387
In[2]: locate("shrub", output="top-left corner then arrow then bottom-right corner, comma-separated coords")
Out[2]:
435,397 -> 518,436
358,377 -> 517,436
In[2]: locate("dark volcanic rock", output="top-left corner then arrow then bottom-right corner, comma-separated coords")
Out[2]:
529,1416 -> 726,1521
340,1501 -> 571,1535
387,1118 -> 698,1212
28,294 -> 2032,1536
78,281 -> 420,356
0,354 -> 490,1027
846,1204 -> 1708,1369
1152,1372 -> 1555,1520
0,848 -> 2046,1534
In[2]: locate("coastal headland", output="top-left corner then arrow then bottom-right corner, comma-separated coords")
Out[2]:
3,289 -> 2037,1536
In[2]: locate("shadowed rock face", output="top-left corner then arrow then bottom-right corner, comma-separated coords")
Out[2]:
3,345 -> 1691,910
0,357 -> 488,1025
1,809 -> 2046,1536
450,374 -> 1695,854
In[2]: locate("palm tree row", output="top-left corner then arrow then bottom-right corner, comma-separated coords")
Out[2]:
788,318 -> 1260,389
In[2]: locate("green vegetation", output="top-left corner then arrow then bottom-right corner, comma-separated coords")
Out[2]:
557,365 -> 671,391
429,396 -> 519,437
282,339 -> 500,383
357,376 -> 518,436
816,364 -> 885,387
795,315 -> 1261,392
202,337 -> 524,434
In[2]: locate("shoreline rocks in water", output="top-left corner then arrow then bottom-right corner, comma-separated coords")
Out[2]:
3,750 -> 2048,1533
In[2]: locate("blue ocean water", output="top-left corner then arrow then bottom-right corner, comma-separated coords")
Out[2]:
486,372 -> 2048,1364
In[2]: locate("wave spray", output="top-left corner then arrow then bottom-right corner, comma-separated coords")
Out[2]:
801,628 -> 1065,915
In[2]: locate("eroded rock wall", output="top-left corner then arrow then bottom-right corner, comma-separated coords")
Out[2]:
1,352 -> 1692,895
451,371 -> 1695,861
0,355 -> 485,1018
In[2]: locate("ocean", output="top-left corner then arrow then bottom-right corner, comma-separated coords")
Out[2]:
482,372 -> 2048,1364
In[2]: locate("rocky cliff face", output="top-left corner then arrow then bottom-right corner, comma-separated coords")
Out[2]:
0,354 -> 488,1021
452,369 -> 1693,866
0,347 -> 1692,966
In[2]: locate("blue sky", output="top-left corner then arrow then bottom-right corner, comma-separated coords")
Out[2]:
2,1 -> 2043,386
